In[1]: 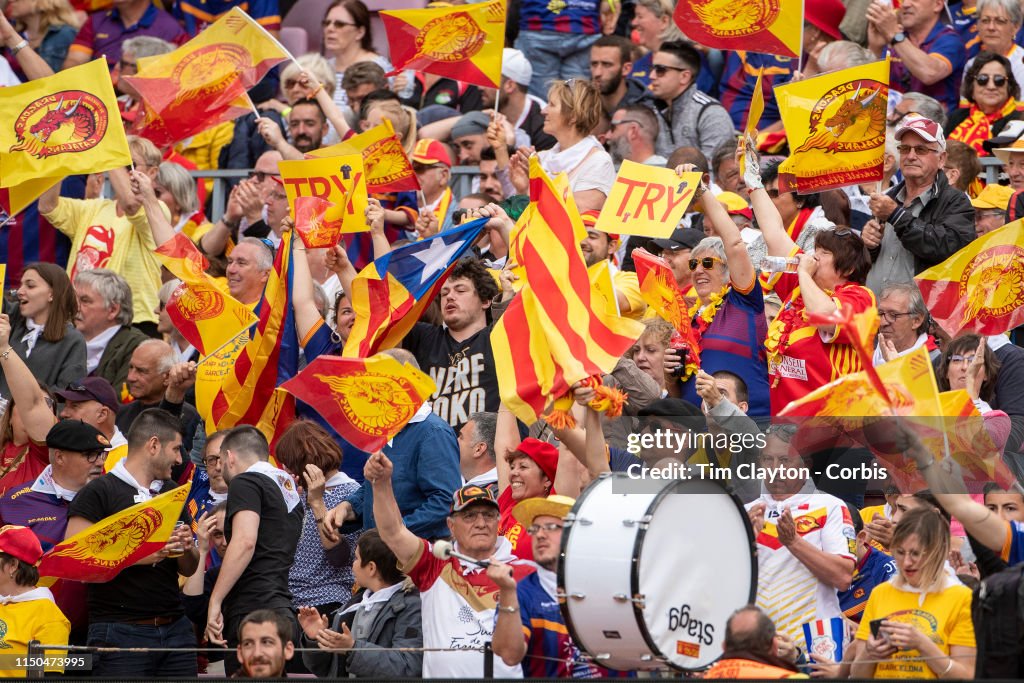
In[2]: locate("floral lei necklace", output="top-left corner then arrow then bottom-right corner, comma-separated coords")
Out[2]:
689,285 -> 731,342
764,284 -> 835,370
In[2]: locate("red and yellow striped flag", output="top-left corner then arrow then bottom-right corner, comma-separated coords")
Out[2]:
123,7 -> 290,146
154,233 -> 257,356
380,0 -> 506,89
777,59 -> 890,193
491,157 -> 645,425
0,59 -> 131,189
915,219 -> 1024,338
673,0 -> 802,58
38,485 -> 189,582
206,230 -> 297,446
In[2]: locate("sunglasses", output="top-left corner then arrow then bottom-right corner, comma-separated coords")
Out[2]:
974,74 -> 1008,87
766,188 -> 791,198
651,64 -> 687,76
322,19 -> 356,29
687,256 -> 724,271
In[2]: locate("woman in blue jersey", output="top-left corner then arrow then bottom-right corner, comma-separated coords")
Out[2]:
674,164 -> 770,415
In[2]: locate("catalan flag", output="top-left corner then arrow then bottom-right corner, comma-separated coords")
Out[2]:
342,218 -> 487,358
154,233 -> 257,356
123,7 -> 290,146
207,230 -> 299,446
777,60 -> 890,193
673,0 -> 802,58
282,354 -> 437,452
915,219 -> 1024,338
38,484 -> 190,583
380,0 -> 506,89
309,119 -> 419,193
491,157 -> 645,425
0,59 -> 131,189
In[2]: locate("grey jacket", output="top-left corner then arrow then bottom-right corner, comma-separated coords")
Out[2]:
705,398 -> 763,505
302,582 -> 423,678
655,85 -> 736,160
0,307 -> 86,398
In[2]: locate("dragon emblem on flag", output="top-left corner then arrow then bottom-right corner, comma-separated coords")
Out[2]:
10,90 -> 109,159
794,80 -> 888,155
315,372 -> 423,436
414,11 -> 486,62
956,244 -> 1024,326
171,284 -> 225,321
689,0 -> 780,36
169,44 -> 252,107
47,508 -> 162,568
364,136 -> 415,187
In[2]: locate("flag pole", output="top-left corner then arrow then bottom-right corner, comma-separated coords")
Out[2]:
797,0 -> 806,72
196,323 -> 255,366
243,7 -> 303,71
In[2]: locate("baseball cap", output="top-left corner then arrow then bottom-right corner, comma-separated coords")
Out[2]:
450,484 -> 500,513
805,0 -> 846,41
512,494 -> 575,529
55,377 -> 119,412
717,191 -> 753,219
971,184 -> 1014,210
894,114 -> 946,151
46,419 -> 110,453
412,138 -> 452,168
451,111 -> 490,140
508,437 -> 559,483
651,227 -> 704,251
502,48 -> 532,87
0,525 -> 43,565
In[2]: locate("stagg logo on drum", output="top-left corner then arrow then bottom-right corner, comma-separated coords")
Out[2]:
666,603 -> 715,647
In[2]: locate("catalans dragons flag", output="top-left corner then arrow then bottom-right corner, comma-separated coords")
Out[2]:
381,0 -> 505,89
123,7 -> 290,146
0,59 -> 131,192
310,119 -> 419,193
38,485 -> 190,583
673,0 -> 802,58
777,59 -> 890,193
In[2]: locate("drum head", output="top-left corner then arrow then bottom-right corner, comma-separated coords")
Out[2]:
632,478 -> 757,671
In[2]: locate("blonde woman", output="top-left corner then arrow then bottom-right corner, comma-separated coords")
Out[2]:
3,0 -> 79,74
852,507 -> 976,679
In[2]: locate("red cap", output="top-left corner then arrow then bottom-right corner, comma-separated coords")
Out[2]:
0,525 -> 43,565
895,114 -> 946,151
509,438 -> 559,483
580,209 -> 618,241
412,138 -> 453,168
805,0 -> 846,40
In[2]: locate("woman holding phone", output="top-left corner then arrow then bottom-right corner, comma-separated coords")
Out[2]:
851,507 -> 976,679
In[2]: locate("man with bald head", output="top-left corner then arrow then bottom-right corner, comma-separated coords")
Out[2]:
703,606 -> 801,678
116,342 -> 200,471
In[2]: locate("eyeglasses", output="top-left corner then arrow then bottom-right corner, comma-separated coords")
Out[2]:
651,64 -> 687,76
203,453 -> 222,467
527,522 -> 564,535
687,256 -> 724,271
322,19 -> 356,29
949,354 -> 977,365
610,119 -> 640,128
80,450 -> 106,464
974,73 -> 1008,87
456,508 -> 499,522
249,170 -> 281,182
878,310 -> 915,322
897,144 -> 940,156
283,79 -> 303,89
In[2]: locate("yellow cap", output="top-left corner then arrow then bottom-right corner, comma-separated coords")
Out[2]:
970,183 -> 1014,210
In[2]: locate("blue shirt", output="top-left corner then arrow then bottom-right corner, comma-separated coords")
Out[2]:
70,4 -> 186,68
885,21 -> 967,112
719,51 -> 794,129
949,2 -> 981,59
1005,519 -> 1024,566
839,546 -> 897,622
519,0 -> 600,34
173,0 -> 281,36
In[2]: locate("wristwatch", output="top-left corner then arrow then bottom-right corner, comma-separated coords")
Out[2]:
890,32 -> 907,46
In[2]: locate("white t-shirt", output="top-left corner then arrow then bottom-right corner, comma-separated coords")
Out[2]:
746,488 -> 856,640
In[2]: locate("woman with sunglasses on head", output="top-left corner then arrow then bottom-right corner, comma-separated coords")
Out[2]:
743,139 -> 876,415
946,52 -> 1023,155
671,165 -> 770,416
851,506 -> 976,679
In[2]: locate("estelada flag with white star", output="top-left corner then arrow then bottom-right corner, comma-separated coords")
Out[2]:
380,0 -> 506,89
342,218 -> 487,358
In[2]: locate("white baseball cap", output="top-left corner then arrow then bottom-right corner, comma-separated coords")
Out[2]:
502,48 -> 532,87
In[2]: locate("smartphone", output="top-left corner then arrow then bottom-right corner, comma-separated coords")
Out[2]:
869,618 -> 885,639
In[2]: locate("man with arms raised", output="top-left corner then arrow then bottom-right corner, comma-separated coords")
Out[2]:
366,450 -> 533,677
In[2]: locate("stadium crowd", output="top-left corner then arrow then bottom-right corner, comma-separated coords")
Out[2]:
1,0 -> 1024,679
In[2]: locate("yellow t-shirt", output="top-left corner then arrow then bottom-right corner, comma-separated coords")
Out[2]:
0,593 -> 71,677
613,269 -> 647,320
44,197 -> 168,326
855,581 -> 975,679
